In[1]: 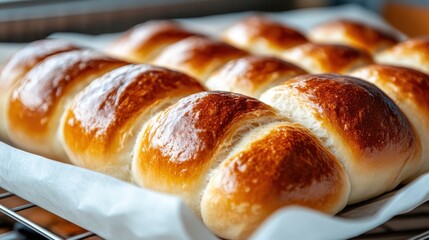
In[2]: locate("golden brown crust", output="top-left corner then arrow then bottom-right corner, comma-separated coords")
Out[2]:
206,56 -> 306,97
201,123 -> 349,239
375,37 -> 429,74
0,39 -> 80,91
350,64 -> 429,177
290,74 -> 414,156
351,65 -> 429,110
8,50 -> 127,143
153,36 -> 248,80
109,20 -> 201,63
379,37 -> 429,61
133,91 -> 278,208
261,73 -> 417,203
282,43 -> 373,73
391,37 -> 429,58
62,64 -> 205,168
309,19 -> 399,54
222,15 -> 308,53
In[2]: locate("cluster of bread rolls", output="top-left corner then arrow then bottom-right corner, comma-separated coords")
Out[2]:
1,15 -> 429,240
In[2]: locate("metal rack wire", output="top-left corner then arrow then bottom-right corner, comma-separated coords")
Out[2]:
0,188 -> 99,240
1,187 -> 429,240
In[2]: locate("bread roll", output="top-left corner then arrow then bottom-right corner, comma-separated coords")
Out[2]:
222,16 -> 308,56
153,36 -> 247,81
205,56 -> 307,97
108,20 -> 200,63
351,65 -> 429,177
260,74 -> 418,204
375,37 -> 429,74
0,39 -> 80,142
132,91 -> 349,240
282,43 -> 373,73
308,19 -> 399,54
61,64 -> 205,180
6,50 -> 127,162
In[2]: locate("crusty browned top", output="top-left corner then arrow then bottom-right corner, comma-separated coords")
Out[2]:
8,50 -> 127,138
287,74 -> 414,156
155,36 -> 247,77
216,56 -> 306,90
224,15 -> 308,50
137,91 -> 278,188
111,20 -> 200,59
351,64 -> 429,112
384,37 -> 429,61
210,124 -> 346,214
311,19 -> 399,53
0,39 -> 79,90
285,43 -> 373,73
63,64 -> 205,154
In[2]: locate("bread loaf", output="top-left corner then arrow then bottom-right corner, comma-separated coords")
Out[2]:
61,64 -> 205,180
6,50 -> 127,162
108,17 -> 379,96
282,43 -> 373,73
205,56 -> 307,97
260,74 -> 419,203
0,39 -> 80,143
152,36 -> 248,81
375,37 -> 429,74
108,20 -> 201,63
351,65 -> 429,177
308,19 -> 399,54
1,15 -> 428,240
131,91 -> 350,240
221,15 -> 308,56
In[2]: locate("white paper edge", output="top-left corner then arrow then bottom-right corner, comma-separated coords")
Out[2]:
252,174 -> 429,240
0,142 -> 218,240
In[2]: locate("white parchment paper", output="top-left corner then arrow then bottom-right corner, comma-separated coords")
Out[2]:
1,4 -> 429,240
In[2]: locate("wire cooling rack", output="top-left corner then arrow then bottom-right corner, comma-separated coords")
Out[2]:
1,187 -> 429,240
0,188 -> 99,240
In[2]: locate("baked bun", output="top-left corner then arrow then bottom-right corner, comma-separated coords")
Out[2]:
108,20 -> 200,63
222,16 -> 308,56
351,64 -> 429,177
375,37 -> 429,74
6,50 -> 127,162
153,36 -> 247,81
260,74 -> 418,204
0,39 -> 80,142
132,91 -> 349,240
308,19 -> 399,54
205,56 -> 307,97
282,43 -> 373,73
61,64 -> 205,180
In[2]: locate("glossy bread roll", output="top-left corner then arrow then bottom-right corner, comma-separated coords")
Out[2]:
205,56 -> 307,97
222,16 -> 308,56
153,36 -> 247,81
282,43 -> 373,73
0,39 -> 80,142
308,19 -> 399,54
375,37 -> 429,74
6,50 -> 127,162
132,91 -> 350,240
351,65 -> 429,176
108,20 -> 200,63
61,64 -> 205,180
260,74 -> 418,203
